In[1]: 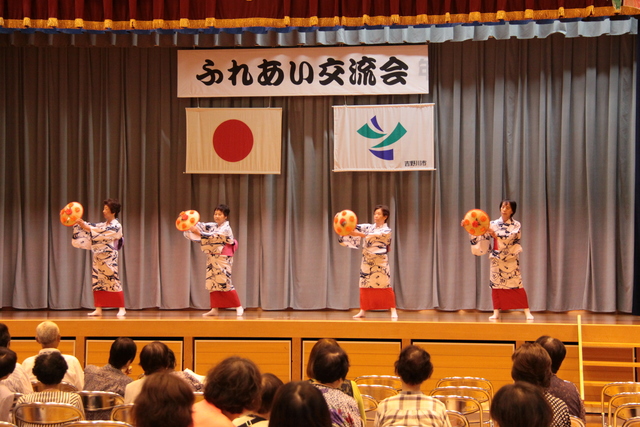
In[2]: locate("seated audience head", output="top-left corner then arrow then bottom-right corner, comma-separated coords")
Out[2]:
535,335 -> 567,374
203,356 -> 262,417
0,323 -> 10,348
33,351 -> 68,386
139,341 -> 170,376
269,381 -> 332,427
511,342 -> 552,389
491,382 -> 553,427
0,348 -> 17,379
167,348 -> 177,370
309,342 -> 349,385
109,337 -> 137,370
394,344 -> 434,386
306,338 -> 339,379
133,371 -> 194,427
35,321 -> 60,348
257,373 -> 285,417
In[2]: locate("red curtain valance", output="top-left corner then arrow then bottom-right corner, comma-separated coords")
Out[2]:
0,0 -> 633,30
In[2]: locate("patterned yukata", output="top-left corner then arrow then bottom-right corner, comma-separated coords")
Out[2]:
339,223 -> 396,310
469,216 -> 530,310
184,221 -> 240,308
312,383 -> 363,427
72,219 -> 124,307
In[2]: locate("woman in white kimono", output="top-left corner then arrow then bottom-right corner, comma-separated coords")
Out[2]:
184,204 -> 243,316
73,198 -> 126,317
339,204 -> 398,319
464,199 -> 533,321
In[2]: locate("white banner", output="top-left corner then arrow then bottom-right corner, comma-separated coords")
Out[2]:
333,104 -> 435,172
186,108 -> 282,174
178,45 -> 428,98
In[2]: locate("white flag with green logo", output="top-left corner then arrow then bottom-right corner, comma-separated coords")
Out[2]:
333,104 -> 435,172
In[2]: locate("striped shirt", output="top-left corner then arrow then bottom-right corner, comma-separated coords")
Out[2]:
16,390 -> 85,427
374,391 -> 452,427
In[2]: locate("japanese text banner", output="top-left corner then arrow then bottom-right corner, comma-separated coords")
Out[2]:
333,104 -> 435,172
186,108 -> 282,174
178,45 -> 428,98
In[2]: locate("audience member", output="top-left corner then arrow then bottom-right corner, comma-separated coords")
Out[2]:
168,347 -> 203,392
16,352 -> 85,425
21,321 -> 84,390
0,347 -> 17,422
511,342 -> 571,427
374,345 -> 450,427
0,323 -> 33,394
84,337 -> 137,396
234,373 -> 284,427
193,356 -> 262,427
133,371 -> 195,427
536,335 -> 586,421
309,342 -> 362,427
124,341 -> 170,403
269,381 -> 332,427
491,382 -> 553,427
307,339 -> 366,421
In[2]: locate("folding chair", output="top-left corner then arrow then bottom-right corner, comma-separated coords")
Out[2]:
431,394 -> 484,427
622,416 -> 640,427
354,384 -> 398,403
613,402 -> 640,427
110,403 -> 134,424
75,391 -> 124,420
354,375 -> 402,390
447,410 -> 471,427
570,415 -> 586,427
436,377 -> 494,398
601,383 -> 640,427
14,402 -> 84,427
430,386 -> 491,424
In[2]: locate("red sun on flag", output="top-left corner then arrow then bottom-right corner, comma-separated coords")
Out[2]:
212,119 -> 254,162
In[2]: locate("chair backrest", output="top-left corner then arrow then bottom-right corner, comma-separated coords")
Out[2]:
354,375 -> 402,390
569,415 -> 586,427
622,416 -> 640,427
602,383 -> 640,421
437,377 -> 494,397
361,394 -> 378,412
613,402 -> 640,427
14,402 -> 84,426
447,410 -> 471,427
76,391 -> 124,412
193,392 -> 205,403
31,382 -> 78,393
431,394 -> 483,426
354,384 -> 398,402
65,422 -> 132,427
430,385 -> 492,414
608,392 -> 640,427
110,404 -> 134,424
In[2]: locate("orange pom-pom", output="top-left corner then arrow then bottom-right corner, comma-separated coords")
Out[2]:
462,209 -> 490,236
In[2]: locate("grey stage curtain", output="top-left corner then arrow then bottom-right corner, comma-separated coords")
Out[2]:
0,34 -> 635,312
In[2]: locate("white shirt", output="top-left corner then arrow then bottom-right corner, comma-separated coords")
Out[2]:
22,348 -> 84,390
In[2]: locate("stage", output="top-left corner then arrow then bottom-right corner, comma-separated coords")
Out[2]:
0,308 -> 638,411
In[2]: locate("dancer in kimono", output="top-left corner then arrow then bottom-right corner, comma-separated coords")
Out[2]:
339,204 -> 398,319
73,198 -> 126,317
464,199 -> 533,321
184,204 -> 243,316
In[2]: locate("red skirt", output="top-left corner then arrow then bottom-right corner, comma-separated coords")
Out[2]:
491,288 -> 530,310
210,290 -> 241,308
360,288 -> 396,310
94,291 -> 125,308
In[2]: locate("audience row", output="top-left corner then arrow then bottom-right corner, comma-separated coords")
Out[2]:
0,321 -> 586,427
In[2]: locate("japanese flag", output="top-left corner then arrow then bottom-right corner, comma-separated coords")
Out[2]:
186,108 -> 282,174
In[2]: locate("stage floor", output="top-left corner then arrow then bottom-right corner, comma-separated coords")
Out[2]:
0,307 -> 636,324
